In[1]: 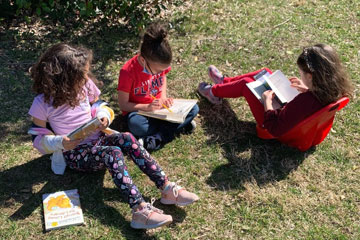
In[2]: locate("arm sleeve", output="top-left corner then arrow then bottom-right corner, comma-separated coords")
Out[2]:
86,79 -> 101,103
263,93 -> 318,137
28,96 -> 47,121
162,66 -> 171,75
90,100 -> 115,126
28,125 -> 64,154
117,68 -> 132,93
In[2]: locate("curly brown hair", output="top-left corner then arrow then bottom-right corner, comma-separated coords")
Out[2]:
30,43 -> 99,108
297,44 -> 353,105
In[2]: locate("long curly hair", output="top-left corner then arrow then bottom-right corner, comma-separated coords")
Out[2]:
30,43 -> 99,108
297,44 -> 353,105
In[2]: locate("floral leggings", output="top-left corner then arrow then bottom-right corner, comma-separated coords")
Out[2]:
63,132 -> 168,208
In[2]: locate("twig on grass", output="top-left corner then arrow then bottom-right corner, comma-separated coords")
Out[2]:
273,17 -> 292,29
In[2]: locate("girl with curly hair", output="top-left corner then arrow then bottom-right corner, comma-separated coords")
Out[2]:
28,43 -> 199,230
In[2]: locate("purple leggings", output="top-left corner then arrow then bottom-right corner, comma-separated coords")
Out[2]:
63,132 -> 168,208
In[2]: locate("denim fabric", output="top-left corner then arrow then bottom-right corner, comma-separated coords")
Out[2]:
127,104 -> 199,143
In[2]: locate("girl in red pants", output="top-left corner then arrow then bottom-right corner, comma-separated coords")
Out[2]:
198,44 -> 353,137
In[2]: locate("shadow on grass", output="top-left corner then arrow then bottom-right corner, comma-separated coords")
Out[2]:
0,155 -> 185,239
198,99 -> 315,191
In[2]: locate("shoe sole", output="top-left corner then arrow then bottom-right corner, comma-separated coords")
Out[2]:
130,218 -> 172,229
197,89 -> 223,105
160,198 -> 199,206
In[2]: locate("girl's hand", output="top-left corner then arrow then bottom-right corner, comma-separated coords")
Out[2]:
290,77 -> 309,93
147,99 -> 162,111
62,136 -> 82,151
161,97 -> 174,108
97,117 -> 109,131
262,90 -> 275,102
262,90 -> 275,111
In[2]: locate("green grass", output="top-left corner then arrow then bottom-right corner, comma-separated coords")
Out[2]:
1,0 -> 359,239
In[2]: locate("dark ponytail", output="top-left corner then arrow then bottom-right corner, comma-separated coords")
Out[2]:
140,22 -> 172,64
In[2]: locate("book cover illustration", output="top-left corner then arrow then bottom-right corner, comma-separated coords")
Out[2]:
42,189 -> 84,231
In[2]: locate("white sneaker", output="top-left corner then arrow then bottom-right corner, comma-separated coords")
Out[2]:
190,120 -> 196,132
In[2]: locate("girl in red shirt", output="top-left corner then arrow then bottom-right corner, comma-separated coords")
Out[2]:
118,22 -> 199,150
198,44 -> 353,137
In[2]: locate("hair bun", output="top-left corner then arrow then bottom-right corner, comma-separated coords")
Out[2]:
144,22 -> 168,43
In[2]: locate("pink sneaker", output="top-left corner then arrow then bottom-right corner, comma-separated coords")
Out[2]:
131,203 -> 173,229
198,82 -> 222,105
208,65 -> 224,84
160,182 -> 199,206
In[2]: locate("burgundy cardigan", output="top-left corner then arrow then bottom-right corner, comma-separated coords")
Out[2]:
263,91 -> 324,137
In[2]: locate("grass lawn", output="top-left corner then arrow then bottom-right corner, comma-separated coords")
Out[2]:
1,0 -> 359,239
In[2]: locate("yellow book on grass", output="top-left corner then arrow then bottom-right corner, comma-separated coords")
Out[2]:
42,189 -> 84,231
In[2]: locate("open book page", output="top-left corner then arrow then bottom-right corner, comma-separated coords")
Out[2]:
246,69 -> 285,109
138,99 -> 198,123
266,70 -> 299,104
246,80 -> 269,102
247,69 -> 272,101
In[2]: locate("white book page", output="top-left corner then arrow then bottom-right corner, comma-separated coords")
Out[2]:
151,99 -> 197,115
138,99 -> 197,123
246,80 -> 268,102
266,70 -> 299,103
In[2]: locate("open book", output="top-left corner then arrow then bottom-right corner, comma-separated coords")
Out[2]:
67,117 -> 101,140
138,99 -> 198,123
42,189 -> 84,231
246,70 -> 299,109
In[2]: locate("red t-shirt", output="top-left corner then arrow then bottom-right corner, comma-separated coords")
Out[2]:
117,55 -> 171,115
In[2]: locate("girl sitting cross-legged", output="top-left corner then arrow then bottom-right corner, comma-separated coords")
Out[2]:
117,22 -> 199,150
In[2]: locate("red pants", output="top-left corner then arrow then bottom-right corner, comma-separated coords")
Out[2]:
211,68 -> 272,125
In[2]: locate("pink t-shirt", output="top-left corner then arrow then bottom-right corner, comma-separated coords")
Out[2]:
28,79 -> 101,144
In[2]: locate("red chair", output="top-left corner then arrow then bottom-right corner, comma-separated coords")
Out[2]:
256,97 -> 350,151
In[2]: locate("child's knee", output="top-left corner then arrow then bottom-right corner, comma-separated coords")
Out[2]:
191,104 -> 200,115
127,118 -> 149,137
